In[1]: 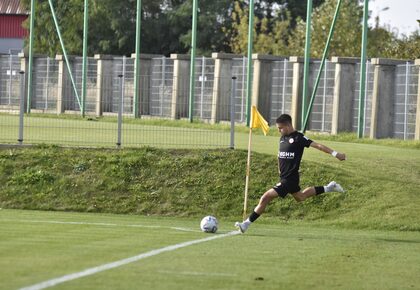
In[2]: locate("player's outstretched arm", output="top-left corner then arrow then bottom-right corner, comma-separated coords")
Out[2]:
310,141 -> 346,161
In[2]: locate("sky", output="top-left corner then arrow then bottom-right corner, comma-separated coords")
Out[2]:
368,0 -> 420,37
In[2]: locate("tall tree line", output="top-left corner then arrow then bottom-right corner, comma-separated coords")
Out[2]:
21,0 -> 420,59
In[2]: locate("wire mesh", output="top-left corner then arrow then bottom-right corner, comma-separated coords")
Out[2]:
1,54 -> 419,147
305,60 -> 335,132
150,57 -> 174,117
0,54 -> 20,107
353,61 -> 375,136
193,57 -> 215,120
31,56 -> 59,111
232,57 -> 247,123
394,63 -> 418,139
270,59 -> 293,124
0,54 -> 21,144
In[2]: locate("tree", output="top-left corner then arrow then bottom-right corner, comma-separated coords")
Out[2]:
21,0 -> 235,56
227,0 -> 291,55
288,0 -> 363,58
21,0 -> 84,56
163,0 -> 234,55
226,0 -> 327,55
382,32 -> 420,59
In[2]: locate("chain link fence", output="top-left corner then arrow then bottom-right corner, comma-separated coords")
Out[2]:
353,61 -> 375,136
270,59 -> 294,124
1,53 -> 419,146
306,60 -> 336,132
394,62 -> 418,140
0,54 -> 20,107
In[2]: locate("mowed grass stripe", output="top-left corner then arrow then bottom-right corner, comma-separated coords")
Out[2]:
1,210 -> 420,290
19,231 -> 239,290
0,210 -> 214,290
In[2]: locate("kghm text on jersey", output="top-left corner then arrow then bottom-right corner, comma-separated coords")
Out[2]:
279,152 -> 295,159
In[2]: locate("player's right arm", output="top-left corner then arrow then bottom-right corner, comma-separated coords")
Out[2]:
310,141 -> 346,161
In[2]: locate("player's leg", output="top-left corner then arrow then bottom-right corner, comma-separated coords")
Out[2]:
292,187 -> 315,202
292,181 -> 345,202
254,188 -> 279,215
235,188 -> 280,233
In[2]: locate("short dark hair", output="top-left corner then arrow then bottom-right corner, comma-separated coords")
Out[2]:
276,114 -> 292,125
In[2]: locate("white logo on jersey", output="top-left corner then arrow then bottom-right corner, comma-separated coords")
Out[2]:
289,138 -> 294,144
279,152 -> 295,159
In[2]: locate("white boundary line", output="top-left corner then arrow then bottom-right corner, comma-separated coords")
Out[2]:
19,230 -> 240,290
4,219 -> 202,233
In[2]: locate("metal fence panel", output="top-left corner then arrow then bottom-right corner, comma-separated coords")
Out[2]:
394,63 -> 418,139
193,57 -> 215,120
353,61 -> 375,136
150,57 -> 174,118
232,57 -> 247,123
307,60 -> 335,132
270,59 -> 293,124
32,57 -> 59,111
0,54 -> 20,107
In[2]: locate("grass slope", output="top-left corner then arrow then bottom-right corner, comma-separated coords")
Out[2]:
0,143 -> 419,231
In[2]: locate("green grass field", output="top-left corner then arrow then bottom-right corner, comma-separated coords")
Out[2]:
1,209 -> 420,290
0,114 -> 231,148
1,113 -> 420,289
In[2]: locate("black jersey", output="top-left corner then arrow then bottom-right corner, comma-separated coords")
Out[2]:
278,131 -> 313,179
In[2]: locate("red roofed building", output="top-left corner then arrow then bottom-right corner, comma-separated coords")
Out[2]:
0,0 -> 29,54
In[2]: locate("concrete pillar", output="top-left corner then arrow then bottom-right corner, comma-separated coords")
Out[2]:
331,57 -> 358,134
289,56 -> 304,129
252,54 -> 285,123
56,55 -> 69,114
131,53 -> 160,116
415,59 -> 420,140
18,52 -> 29,111
95,54 -> 113,116
211,53 -> 242,123
370,58 -> 405,139
170,54 -> 190,119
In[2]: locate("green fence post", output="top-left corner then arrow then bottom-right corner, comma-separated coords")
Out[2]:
189,0 -> 198,122
246,0 -> 255,127
48,0 -> 82,111
27,0 -> 36,113
302,0 -> 342,133
81,0 -> 89,117
358,0 -> 369,138
301,0 -> 313,129
133,0 -> 142,118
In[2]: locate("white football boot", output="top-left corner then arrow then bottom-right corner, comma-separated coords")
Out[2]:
235,221 -> 250,233
326,181 -> 345,193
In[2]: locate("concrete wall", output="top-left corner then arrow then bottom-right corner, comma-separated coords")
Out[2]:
370,58 -> 405,139
170,54 -> 190,119
211,53 -> 242,123
252,54 -> 285,123
331,57 -> 358,134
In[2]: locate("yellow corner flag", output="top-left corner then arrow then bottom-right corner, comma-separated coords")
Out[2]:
251,106 -> 269,135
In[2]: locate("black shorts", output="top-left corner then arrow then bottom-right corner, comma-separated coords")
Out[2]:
273,175 -> 301,198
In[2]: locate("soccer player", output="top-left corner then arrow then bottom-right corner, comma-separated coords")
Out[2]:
235,114 -> 346,233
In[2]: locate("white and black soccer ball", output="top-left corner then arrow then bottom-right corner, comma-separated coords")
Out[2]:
200,215 -> 218,233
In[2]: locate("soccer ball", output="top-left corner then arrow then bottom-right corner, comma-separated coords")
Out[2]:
200,216 -> 218,233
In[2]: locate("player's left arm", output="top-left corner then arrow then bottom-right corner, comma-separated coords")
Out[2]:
310,141 -> 346,161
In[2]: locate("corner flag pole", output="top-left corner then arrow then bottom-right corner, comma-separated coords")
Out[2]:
243,127 -> 253,220
243,106 -> 269,220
